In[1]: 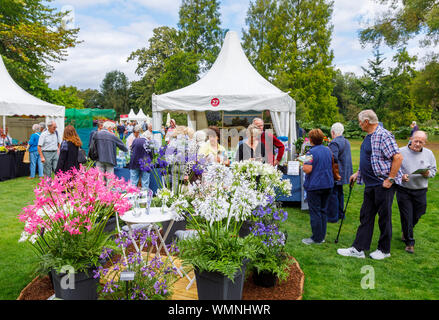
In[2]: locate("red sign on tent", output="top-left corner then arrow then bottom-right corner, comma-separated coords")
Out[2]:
211,98 -> 220,107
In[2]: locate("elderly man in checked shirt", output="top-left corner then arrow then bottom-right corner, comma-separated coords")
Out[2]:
337,110 -> 403,260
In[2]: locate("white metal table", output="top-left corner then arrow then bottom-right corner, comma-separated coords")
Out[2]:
117,207 -> 194,290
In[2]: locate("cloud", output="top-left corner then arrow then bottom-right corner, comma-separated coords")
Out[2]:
48,14 -> 159,90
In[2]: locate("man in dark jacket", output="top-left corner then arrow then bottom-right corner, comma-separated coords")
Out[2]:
93,121 -> 127,174
326,122 -> 353,222
252,118 -> 285,166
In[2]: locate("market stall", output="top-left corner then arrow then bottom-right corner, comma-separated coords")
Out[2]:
152,31 -> 297,159
152,31 -> 301,201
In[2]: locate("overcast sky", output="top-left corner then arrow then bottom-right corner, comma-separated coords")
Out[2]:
47,0 -> 433,90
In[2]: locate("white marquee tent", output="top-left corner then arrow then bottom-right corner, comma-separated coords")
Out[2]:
152,31 -> 296,157
134,108 -> 148,122
0,56 -> 65,139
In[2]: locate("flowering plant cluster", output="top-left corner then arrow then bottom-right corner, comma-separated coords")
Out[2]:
18,166 -> 139,274
94,229 -> 179,300
139,135 -> 208,202
249,200 -> 291,281
229,160 -> 292,280
171,162 -> 291,280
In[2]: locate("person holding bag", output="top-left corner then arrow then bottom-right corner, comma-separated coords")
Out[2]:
27,124 -> 43,179
55,125 -> 82,174
302,129 -> 335,245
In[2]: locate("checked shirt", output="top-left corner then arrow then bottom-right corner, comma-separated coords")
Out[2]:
357,125 -> 403,185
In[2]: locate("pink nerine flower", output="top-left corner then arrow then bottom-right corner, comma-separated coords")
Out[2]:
18,165 -> 139,240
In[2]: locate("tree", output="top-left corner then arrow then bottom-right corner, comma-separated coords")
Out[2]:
178,0 -> 225,70
127,26 -> 183,111
359,0 -> 439,48
0,0 -> 80,95
100,70 -> 130,116
49,85 -> 84,109
332,70 -> 365,120
242,0 -> 279,80
273,0 -> 338,125
155,51 -> 200,94
77,88 -> 103,108
383,48 -> 420,128
359,50 -> 388,119
410,55 -> 439,120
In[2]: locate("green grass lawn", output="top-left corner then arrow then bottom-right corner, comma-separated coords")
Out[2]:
1,138 -> 438,300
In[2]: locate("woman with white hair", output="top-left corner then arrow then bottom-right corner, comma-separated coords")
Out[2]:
27,124 -> 43,179
410,120 -> 419,137
325,122 -> 353,222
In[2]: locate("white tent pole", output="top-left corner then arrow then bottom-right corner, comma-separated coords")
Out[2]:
2,115 -> 5,132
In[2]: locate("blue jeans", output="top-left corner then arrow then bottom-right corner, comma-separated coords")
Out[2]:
29,151 -> 43,178
307,188 -> 332,242
130,168 -> 150,190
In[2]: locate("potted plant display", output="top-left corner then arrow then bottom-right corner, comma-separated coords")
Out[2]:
94,228 -> 180,300
139,134 -> 208,243
171,162 -> 286,300
18,166 -> 138,300
230,161 -> 292,287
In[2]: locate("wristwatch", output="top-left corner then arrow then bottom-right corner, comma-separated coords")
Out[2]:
388,177 -> 395,184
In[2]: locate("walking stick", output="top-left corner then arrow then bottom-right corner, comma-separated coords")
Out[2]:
335,179 -> 355,243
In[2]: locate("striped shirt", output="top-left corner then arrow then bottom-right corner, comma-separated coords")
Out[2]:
357,125 -> 403,185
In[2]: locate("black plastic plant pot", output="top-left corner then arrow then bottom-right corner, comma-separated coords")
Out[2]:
103,216 -> 117,234
194,261 -> 248,300
162,219 -> 187,245
51,269 -> 98,300
238,220 -> 253,238
252,270 -> 278,288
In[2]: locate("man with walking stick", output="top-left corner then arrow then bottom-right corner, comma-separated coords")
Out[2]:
337,110 -> 403,260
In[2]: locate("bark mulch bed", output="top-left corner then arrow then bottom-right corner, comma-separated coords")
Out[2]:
242,257 -> 305,300
17,257 -> 304,300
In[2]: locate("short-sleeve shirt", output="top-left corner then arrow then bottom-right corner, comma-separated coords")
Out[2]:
38,130 -> 60,151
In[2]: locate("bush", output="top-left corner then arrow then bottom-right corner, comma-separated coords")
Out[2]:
392,126 -> 412,140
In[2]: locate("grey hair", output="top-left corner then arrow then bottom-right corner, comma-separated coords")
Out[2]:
103,121 -> 116,130
246,124 -> 261,138
47,120 -> 57,127
32,124 -> 41,132
133,124 -> 143,133
252,117 -> 264,124
331,122 -> 344,136
194,130 -> 207,143
358,109 -> 379,124
39,122 -> 46,130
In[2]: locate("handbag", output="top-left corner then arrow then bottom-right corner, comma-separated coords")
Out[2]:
332,155 -> 341,181
22,148 -> 30,164
78,147 -> 87,163
88,134 -> 99,161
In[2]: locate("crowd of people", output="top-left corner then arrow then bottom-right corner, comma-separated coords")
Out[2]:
18,110 -> 436,258
300,109 -> 436,259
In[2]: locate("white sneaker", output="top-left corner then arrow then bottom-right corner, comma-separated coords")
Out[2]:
370,249 -> 391,260
302,238 -> 325,245
337,247 -> 365,258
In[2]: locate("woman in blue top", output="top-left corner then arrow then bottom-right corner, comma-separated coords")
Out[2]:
27,124 -> 43,179
302,129 -> 334,245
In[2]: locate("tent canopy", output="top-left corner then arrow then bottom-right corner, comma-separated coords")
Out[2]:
135,108 -> 148,121
152,31 -> 294,113
152,31 -> 296,155
0,55 -> 65,137
0,56 -> 65,118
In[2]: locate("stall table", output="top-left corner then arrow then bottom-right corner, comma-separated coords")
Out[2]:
0,151 -> 29,181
